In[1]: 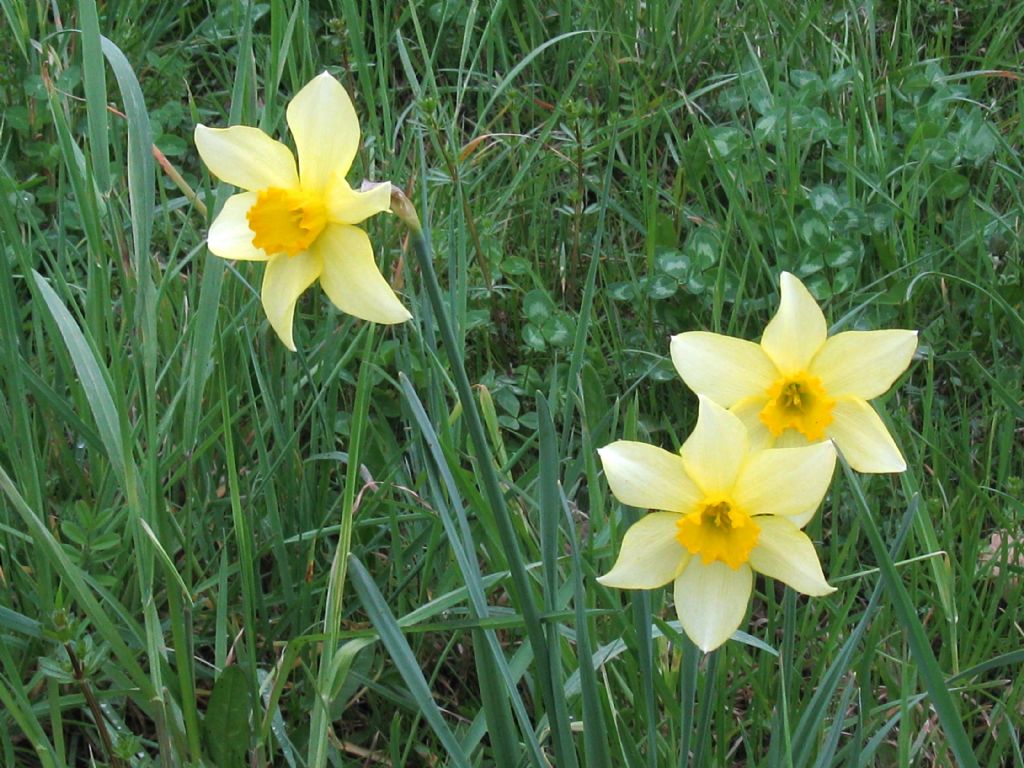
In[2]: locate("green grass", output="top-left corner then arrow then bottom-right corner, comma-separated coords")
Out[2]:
1,0 -> 1023,766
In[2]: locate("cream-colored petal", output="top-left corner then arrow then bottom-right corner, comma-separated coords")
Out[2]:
773,431 -> 811,449
680,396 -> 748,497
596,512 -> 690,589
727,423 -> 825,528
731,395 -> 775,451
327,180 -> 392,225
761,272 -> 827,375
315,225 -> 411,324
287,72 -> 359,192
748,516 -> 835,596
597,441 -> 702,513
811,330 -> 918,400
733,442 -> 836,523
673,560 -> 752,652
194,124 -> 298,191
260,251 -> 323,351
206,192 -> 269,261
670,332 -> 778,407
827,398 -> 906,473
784,507 -> 818,530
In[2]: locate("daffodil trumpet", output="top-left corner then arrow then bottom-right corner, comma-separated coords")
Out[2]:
597,396 -> 837,652
671,272 -> 917,473
195,71 -> 410,350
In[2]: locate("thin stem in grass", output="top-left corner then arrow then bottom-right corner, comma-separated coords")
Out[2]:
65,643 -> 123,768
216,337 -> 262,763
537,395 -> 580,768
772,587 -> 797,768
308,325 -> 376,768
631,590 -> 657,768
347,555 -> 473,768
426,112 -> 493,290
392,188 -> 559,743
561,495 -> 611,768
102,101 -> 208,216
677,635 -> 699,768
691,649 -> 719,767
840,459 -> 979,768
399,375 -> 542,764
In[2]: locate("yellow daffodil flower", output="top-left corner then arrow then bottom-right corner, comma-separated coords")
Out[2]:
670,272 -> 917,473
597,396 -> 837,652
194,72 -> 411,350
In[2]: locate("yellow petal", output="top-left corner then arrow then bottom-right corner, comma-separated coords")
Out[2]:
597,441 -> 702,513
596,512 -> 689,589
827,398 -> 907,473
327,181 -> 393,225
288,72 -> 359,192
673,560 -> 752,652
811,330 -> 918,399
732,442 -> 836,524
773,430 -> 812,449
670,332 -> 777,407
207,192 -> 269,261
315,225 -> 411,324
780,507 -> 817,530
748,516 -> 835,596
194,124 -> 298,191
730,395 -> 775,451
680,396 -> 748,497
761,272 -> 827,375
260,251 -> 323,351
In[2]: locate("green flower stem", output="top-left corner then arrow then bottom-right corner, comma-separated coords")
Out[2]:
217,337 -> 261,753
308,325 -> 376,768
841,460 -> 978,768
395,188 -> 559,731
691,649 -> 718,766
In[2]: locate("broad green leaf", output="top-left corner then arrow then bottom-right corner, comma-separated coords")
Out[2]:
203,665 -> 253,767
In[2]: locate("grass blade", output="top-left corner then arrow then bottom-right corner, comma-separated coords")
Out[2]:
562,491 -> 611,768
400,374 -> 541,764
31,271 -> 127,485
790,493 -> 918,767
308,326 -> 375,768
78,0 -> 110,192
347,554 -> 473,768
841,459 -> 978,768
537,393 -> 579,768
404,196 -> 559,755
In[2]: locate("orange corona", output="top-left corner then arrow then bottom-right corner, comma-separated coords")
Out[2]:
759,373 -> 835,441
675,499 -> 760,570
246,187 -> 327,256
